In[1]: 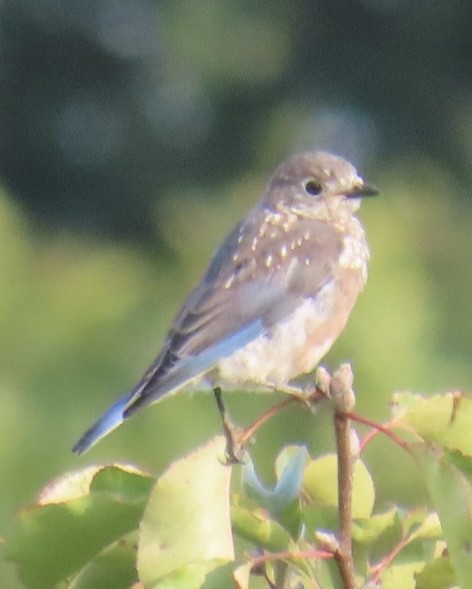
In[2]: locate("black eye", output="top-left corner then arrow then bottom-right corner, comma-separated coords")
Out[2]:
304,180 -> 322,196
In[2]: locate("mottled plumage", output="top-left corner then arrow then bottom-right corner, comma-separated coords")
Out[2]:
73,151 -> 377,454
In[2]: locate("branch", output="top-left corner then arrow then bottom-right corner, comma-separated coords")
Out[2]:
328,364 -> 358,589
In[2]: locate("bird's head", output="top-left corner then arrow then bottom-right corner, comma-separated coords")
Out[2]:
264,151 -> 378,220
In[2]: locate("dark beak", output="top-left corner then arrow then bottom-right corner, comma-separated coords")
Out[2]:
346,183 -> 379,199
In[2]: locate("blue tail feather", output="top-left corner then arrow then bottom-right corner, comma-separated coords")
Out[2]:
72,319 -> 265,454
72,390 -> 135,455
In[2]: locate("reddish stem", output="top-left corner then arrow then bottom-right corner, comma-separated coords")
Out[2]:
345,412 -> 411,454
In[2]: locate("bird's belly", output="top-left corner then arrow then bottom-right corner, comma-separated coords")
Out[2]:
213,274 -> 361,390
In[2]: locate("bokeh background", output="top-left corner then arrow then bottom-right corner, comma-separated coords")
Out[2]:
2,1 -> 472,585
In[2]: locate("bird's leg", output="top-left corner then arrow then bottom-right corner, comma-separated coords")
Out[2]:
212,371 -> 331,464
213,388 -> 246,464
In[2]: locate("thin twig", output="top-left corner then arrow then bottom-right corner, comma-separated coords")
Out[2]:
218,384 -> 328,460
345,412 -> 411,454
214,389 -> 303,462
238,382 -> 327,449
237,396 -> 297,447
249,548 -> 334,569
369,533 -> 412,583
333,410 -> 357,589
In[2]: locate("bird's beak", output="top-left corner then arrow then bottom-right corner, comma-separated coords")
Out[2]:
346,183 -> 379,199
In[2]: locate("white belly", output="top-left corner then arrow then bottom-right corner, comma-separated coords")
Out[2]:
213,280 -> 342,389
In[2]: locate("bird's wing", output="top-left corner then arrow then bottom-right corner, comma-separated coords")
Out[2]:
72,210 -> 343,454
125,209 -> 344,414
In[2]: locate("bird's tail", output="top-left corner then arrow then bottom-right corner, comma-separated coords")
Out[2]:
72,389 -> 137,455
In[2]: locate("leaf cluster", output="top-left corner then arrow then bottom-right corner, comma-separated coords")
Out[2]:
4,392 -> 472,588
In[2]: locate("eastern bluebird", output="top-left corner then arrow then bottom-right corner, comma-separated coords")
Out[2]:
73,152 -> 377,454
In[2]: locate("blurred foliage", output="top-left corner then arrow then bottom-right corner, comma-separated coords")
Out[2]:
0,1 -> 472,587
1,0 -> 472,237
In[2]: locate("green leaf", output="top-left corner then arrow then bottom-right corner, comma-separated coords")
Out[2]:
69,536 -> 138,589
301,505 -> 338,539
408,512 -> 442,542
394,392 -> 472,456
415,556 -> 457,589
144,563 -> 212,589
401,507 -> 431,538
137,436 -> 234,589
201,563 -> 238,589
231,498 -> 292,552
303,454 -> 375,519
379,561 -> 425,589
352,508 -> 397,544
414,445 -> 472,589
232,562 -> 252,589
90,464 -> 154,501
6,464 -> 153,589
444,448 -> 472,484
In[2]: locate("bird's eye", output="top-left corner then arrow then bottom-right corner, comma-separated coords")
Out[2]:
304,180 -> 322,196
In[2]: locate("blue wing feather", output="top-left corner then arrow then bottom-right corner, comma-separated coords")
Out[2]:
72,319 -> 264,454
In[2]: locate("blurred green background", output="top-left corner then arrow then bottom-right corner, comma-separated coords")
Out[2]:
1,1 -> 472,586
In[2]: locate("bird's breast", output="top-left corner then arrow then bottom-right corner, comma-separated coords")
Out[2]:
338,221 -> 370,283
214,267 -> 366,390
201,218 -> 370,392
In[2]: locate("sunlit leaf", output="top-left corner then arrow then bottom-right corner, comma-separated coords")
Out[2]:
137,436 -> 234,588
414,445 -> 472,589
352,508 -> 397,544
408,512 -> 442,542
233,562 -> 252,589
379,561 -> 425,589
303,454 -> 375,519
394,392 -> 472,455
6,465 -> 153,589
415,556 -> 456,589
231,500 -> 292,552
143,563 -> 211,589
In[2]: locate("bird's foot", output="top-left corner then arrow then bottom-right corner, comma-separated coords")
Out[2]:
278,364 -> 356,413
263,380 -> 324,411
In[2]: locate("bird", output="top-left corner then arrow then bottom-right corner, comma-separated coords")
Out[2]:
73,151 -> 378,454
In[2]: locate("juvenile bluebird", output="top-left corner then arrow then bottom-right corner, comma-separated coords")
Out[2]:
73,152 -> 378,454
